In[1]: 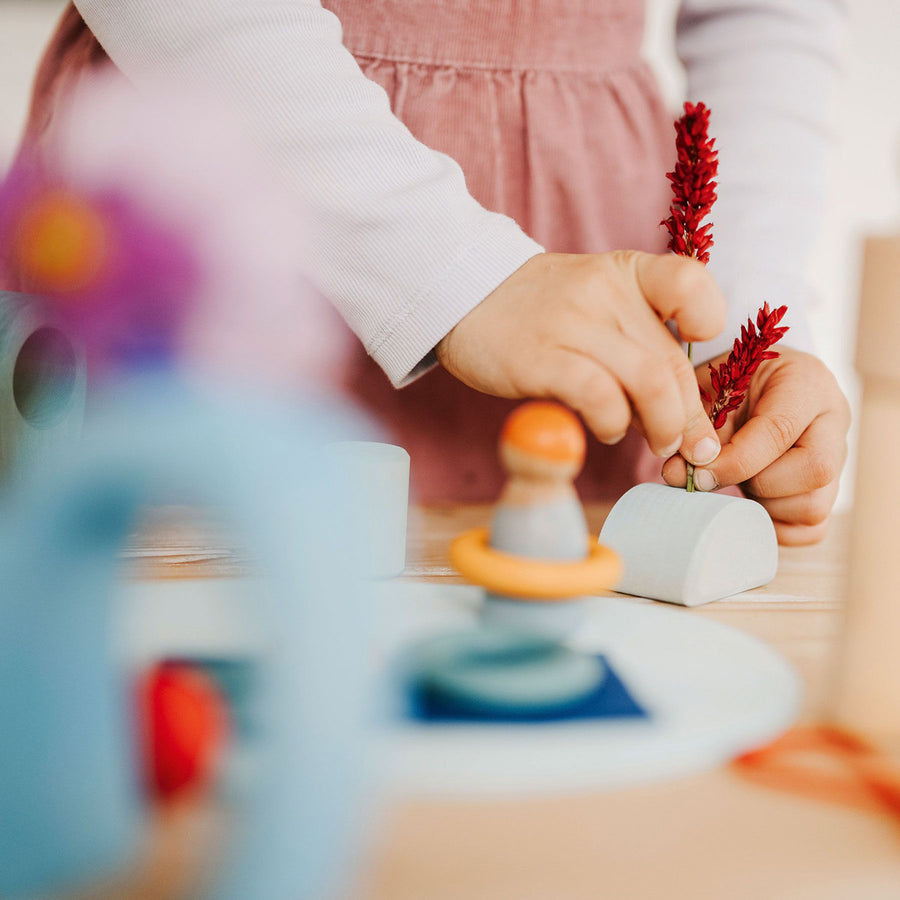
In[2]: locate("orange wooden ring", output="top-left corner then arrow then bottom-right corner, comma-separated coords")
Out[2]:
449,527 -> 622,601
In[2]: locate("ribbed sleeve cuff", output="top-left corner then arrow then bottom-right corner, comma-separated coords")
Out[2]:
367,219 -> 543,387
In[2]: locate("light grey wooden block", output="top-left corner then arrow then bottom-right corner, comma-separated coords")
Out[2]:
0,292 -> 86,481
599,483 -> 777,606
481,595 -> 587,640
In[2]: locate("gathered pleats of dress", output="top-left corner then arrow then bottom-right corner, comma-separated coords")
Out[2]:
12,1 -> 676,501
325,0 -> 675,500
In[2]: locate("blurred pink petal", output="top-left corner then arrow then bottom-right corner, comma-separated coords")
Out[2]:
15,71 -> 354,390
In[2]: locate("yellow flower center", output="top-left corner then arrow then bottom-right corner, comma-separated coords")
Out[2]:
14,191 -> 109,294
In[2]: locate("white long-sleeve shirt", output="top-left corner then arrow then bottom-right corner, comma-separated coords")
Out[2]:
74,0 -> 844,385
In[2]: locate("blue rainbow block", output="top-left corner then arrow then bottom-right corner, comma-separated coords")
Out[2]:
0,373 -> 376,900
0,291 -> 86,481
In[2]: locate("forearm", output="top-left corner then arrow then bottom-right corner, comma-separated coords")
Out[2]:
74,0 -> 542,385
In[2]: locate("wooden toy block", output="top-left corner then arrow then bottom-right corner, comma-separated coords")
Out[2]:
832,232 -> 900,749
405,628 -> 606,716
599,483 -> 778,607
450,402 -> 621,638
329,440 -> 410,578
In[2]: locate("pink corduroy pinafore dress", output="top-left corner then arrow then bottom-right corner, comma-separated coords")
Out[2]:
16,1 -> 674,502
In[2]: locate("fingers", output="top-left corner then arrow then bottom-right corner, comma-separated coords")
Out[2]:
578,336 -> 686,457
439,250 -> 728,460
662,413 -> 737,486
694,381 -> 816,489
547,339 -> 705,459
566,299 -> 720,461
632,252 -> 727,343
742,412 -> 848,499
694,353 -> 848,499
772,518 -> 831,547
661,459 -> 838,546
659,347 -> 848,549
615,297 -> 721,466
661,399 -> 844,548
545,354 -> 632,445
666,350 -> 721,466
757,481 -> 839,529
661,452 -> 688,487
743,414 -> 844,546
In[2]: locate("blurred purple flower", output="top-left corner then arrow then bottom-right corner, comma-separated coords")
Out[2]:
0,157 -> 200,374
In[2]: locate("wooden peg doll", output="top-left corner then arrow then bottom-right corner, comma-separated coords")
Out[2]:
489,401 -> 589,562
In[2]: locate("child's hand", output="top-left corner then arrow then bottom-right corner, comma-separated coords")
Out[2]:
436,251 -> 726,463
662,348 -> 851,545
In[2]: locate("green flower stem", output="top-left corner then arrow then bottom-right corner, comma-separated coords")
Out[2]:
686,342 -> 695,493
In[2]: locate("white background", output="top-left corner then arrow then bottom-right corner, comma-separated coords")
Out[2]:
2,0 -> 899,509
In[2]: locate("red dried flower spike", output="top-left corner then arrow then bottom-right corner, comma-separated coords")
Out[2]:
662,102 -> 719,265
700,303 -> 790,429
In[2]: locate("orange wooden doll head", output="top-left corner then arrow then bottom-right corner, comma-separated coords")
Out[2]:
499,401 -> 586,482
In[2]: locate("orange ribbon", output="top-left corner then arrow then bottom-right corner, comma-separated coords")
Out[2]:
733,726 -> 900,822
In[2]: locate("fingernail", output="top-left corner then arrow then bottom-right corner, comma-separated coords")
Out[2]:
691,436 -> 721,466
658,437 -> 682,459
695,468 -> 718,492
605,432 -> 627,446
662,468 -> 681,487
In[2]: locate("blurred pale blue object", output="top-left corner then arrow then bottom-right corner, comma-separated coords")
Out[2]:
0,291 -> 86,481
0,373 -> 374,899
328,441 -> 410,577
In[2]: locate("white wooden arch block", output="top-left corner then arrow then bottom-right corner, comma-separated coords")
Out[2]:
599,483 -> 778,606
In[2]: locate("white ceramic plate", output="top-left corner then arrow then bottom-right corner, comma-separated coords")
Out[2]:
119,579 -> 800,798
377,583 -> 801,797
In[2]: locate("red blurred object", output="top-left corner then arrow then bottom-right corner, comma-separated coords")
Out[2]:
139,661 -> 229,802
700,303 -> 790,429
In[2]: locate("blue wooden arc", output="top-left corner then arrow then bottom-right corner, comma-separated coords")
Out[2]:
0,375 -> 374,899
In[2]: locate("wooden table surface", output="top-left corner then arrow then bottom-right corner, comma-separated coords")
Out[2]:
135,504 -> 900,899
401,503 -> 848,721
359,505 -> 900,900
